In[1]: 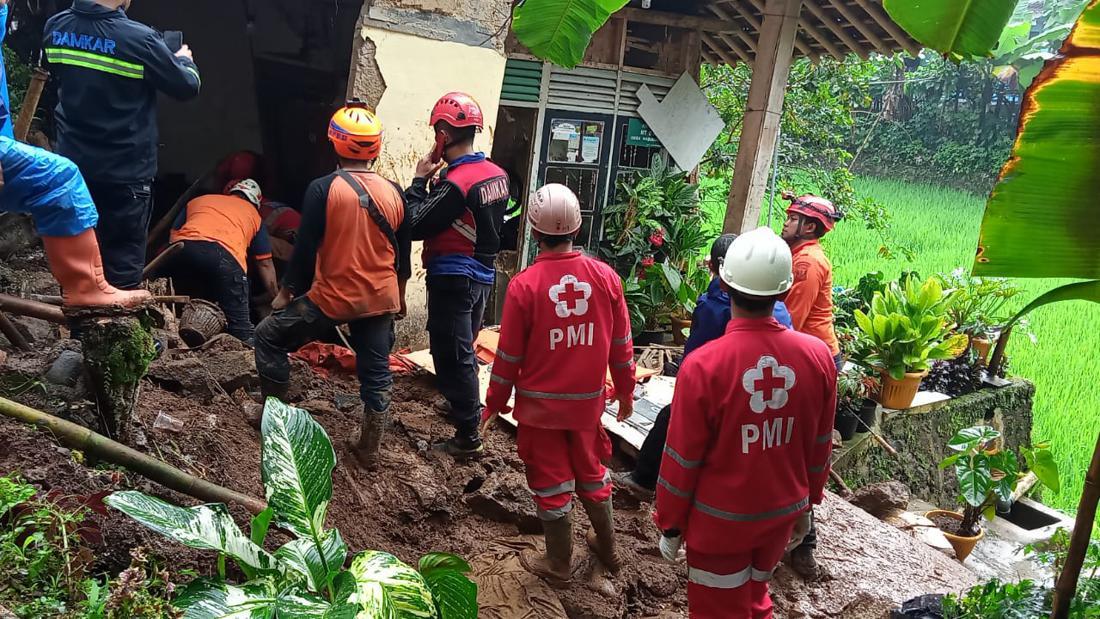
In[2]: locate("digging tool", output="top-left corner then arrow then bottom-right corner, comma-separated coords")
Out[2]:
146,171 -> 216,248
0,395 -> 267,514
142,241 -> 184,281
856,415 -> 899,457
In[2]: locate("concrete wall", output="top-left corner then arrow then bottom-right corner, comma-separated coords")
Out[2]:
348,0 -> 510,347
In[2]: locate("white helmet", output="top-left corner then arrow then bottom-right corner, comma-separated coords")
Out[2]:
719,227 -> 794,297
528,183 -> 582,235
229,178 -> 263,208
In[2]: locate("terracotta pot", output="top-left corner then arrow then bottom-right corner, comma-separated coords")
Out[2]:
971,337 -> 992,365
672,317 -> 692,346
925,509 -> 984,561
877,371 -> 927,410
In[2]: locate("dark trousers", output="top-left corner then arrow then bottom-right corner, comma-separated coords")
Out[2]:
254,297 -> 395,411
165,241 -> 254,343
88,180 -> 153,289
426,274 -> 491,439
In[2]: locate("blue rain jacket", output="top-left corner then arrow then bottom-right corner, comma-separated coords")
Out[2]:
0,134 -> 99,236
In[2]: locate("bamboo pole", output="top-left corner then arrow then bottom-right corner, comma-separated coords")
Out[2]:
0,293 -> 66,324
0,396 -> 267,514
1051,430 -> 1100,619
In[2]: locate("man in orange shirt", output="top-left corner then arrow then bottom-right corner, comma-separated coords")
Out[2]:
253,103 -> 410,468
778,193 -> 843,579
165,178 -> 278,344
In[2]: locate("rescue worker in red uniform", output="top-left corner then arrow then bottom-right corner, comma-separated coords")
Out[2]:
405,92 -> 510,458
481,184 -> 636,587
778,193 -> 844,578
655,227 -> 837,619
254,103 -> 410,468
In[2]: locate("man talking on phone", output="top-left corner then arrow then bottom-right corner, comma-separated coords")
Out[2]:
405,92 -> 509,458
44,1 -> 201,290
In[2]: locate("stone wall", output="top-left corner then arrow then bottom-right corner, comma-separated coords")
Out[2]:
834,381 -> 1035,508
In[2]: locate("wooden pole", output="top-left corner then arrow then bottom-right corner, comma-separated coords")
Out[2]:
13,69 -> 49,143
722,0 -> 804,233
142,242 -> 184,281
0,312 -> 31,350
0,293 -> 66,324
146,172 -> 215,248
1051,430 -> 1100,619
0,395 -> 267,514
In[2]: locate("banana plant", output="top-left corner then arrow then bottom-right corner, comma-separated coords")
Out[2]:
511,0 -> 630,68
103,399 -> 477,619
853,276 -> 969,380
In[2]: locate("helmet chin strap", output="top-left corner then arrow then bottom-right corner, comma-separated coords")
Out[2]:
790,214 -> 813,242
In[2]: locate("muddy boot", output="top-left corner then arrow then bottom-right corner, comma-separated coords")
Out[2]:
349,405 -> 389,469
433,397 -> 452,416
789,545 -> 824,581
42,230 -> 151,310
431,435 -> 484,459
250,376 -> 289,429
581,497 -> 622,573
520,512 -> 573,589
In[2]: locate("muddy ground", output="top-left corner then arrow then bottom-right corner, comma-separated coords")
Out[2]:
0,246 -> 975,618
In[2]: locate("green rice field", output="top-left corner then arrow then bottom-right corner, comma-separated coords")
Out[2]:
702,175 -> 1099,523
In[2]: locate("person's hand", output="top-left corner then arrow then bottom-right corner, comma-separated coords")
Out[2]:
616,393 -> 634,423
415,151 -> 445,180
175,44 -> 194,61
478,409 -> 498,442
659,533 -> 685,563
786,510 -> 813,552
272,289 -> 292,311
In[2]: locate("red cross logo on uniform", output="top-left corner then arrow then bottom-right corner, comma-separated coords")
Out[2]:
549,275 -> 592,318
742,355 -> 796,413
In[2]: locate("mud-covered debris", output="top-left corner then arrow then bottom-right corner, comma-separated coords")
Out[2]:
465,474 -> 542,534
146,350 -> 257,400
849,481 -> 910,519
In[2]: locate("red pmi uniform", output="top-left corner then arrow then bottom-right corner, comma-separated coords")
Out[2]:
486,251 -> 635,519
655,317 -> 837,619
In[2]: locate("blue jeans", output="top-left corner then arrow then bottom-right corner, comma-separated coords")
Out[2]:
254,297 -> 395,411
426,274 -> 491,440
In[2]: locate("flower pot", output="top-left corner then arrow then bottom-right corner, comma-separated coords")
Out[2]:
925,509 -> 984,561
877,371 -> 927,410
635,329 -> 671,347
856,398 -> 878,433
835,407 -> 858,441
971,337 -> 992,366
671,317 -> 692,346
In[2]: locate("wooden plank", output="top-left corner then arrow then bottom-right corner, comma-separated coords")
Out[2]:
703,32 -> 749,65
723,0 -> 804,233
741,0 -> 821,62
803,0 -> 870,58
824,0 -> 891,54
619,6 -> 738,33
797,11 -> 848,60
851,0 -> 922,56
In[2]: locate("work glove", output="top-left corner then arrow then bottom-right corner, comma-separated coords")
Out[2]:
786,510 -> 813,552
659,532 -> 685,563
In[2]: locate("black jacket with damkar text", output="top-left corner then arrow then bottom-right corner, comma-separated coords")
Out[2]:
44,0 -> 201,184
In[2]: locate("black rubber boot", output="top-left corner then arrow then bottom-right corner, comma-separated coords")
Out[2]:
249,376 -> 289,428
431,434 -> 484,458
520,512 -> 574,589
349,405 -> 389,469
581,497 -> 622,573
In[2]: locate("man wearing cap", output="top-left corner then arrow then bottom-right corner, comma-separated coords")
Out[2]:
482,183 -> 635,587
164,179 -> 278,344
405,92 -> 510,458
779,193 -> 843,578
655,227 -> 837,618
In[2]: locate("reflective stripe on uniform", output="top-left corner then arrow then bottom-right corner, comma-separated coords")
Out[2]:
489,374 -> 512,386
497,349 -> 523,363
658,476 -> 691,499
45,47 -> 144,79
694,496 -> 809,523
451,220 -> 477,242
815,432 -> 832,444
809,465 -> 826,474
184,66 -> 201,85
612,333 -> 632,346
751,567 -> 775,582
538,502 -> 574,521
516,388 -> 604,401
611,360 -> 632,369
578,471 -> 611,492
664,445 -> 703,469
531,479 -> 575,497
688,565 -> 751,589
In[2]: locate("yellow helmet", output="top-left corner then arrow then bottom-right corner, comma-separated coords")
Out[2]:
328,101 -> 383,160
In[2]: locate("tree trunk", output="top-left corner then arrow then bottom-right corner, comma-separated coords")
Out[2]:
76,315 -> 157,443
978,73 -> 994,146
1051,430 -> 1100,618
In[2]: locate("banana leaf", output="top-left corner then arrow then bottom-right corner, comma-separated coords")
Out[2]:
511,0 -> 629,68
883,0 -> 1019,60
974,0 -> 1100,279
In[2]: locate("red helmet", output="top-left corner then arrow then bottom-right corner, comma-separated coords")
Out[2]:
786,194 -> 842,232
429,92 -> 484,130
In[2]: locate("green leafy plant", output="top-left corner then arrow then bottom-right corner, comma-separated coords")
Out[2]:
938,425 -> 1060,537
942,578 -> 1050,618
883,0 -> 1019,61
104,399 -> 477,618
940,269 -> 1022,338
853,276 -> 968,380
510,0 -> 629,68
836,365 -> 879,414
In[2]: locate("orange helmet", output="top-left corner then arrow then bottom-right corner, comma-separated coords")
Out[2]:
328,102 -> 383,160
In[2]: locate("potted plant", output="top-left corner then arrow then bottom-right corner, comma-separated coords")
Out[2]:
930,425 -> 1060,561
836,365 -> 879,439
660,258 -> 711,346
854,276 -> 968,409
940,270 -> 1022,365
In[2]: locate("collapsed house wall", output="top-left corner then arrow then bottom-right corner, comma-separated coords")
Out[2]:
347,0 -> 510,347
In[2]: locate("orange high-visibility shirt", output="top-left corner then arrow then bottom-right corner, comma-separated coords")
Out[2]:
785,240 -> 839,356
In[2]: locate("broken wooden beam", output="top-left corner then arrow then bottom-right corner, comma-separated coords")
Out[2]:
13,68 -> 49,143
0,312 -> 31,350
619,7 -> 738,32
29,294 -> 190,306
142,241 -> 184,281
0,293 -> 65,324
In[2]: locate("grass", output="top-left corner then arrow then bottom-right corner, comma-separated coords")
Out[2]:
700,174 -> 1099,523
